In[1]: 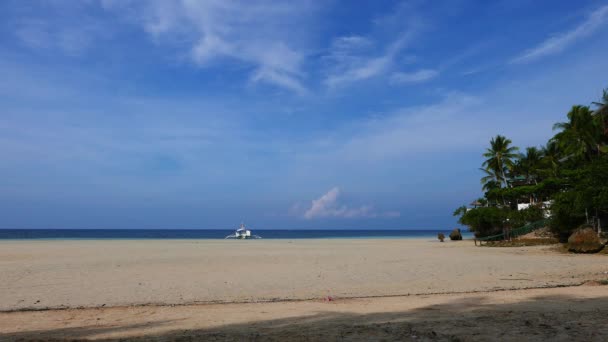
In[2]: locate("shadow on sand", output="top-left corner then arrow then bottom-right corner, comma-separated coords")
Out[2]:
3,293 -> 608,341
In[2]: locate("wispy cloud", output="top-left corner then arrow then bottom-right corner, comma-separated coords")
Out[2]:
390,69 -> 439,84
323,34 -> 412,89
326,93 -> 487,161
322,0 -> 430,89
511,4 -> 608,64
302,187 -> 399,219
103,0 -> 315,94
13,9 -> 106,56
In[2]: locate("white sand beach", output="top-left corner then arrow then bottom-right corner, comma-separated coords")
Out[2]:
3,285 -> 608,341
1,239 -> 607,340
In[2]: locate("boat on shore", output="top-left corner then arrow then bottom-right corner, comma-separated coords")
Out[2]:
225,223 -> 262,239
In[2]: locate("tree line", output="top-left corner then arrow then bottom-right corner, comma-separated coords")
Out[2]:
454,88 -> 608,241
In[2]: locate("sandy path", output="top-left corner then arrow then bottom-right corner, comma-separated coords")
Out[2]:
2,285 -> 608,341
1,239 -> 606,312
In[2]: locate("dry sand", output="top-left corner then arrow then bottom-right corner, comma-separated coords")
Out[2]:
1,239 -> 607,341
2,285 -> 608,341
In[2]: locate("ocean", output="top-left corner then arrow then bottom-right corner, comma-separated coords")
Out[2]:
0,229 -> 471,240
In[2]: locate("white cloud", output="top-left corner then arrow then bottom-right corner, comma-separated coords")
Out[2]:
321,1 -> 430,89
390,69 -> 439,84
302,187 -> 399,219
292,90 -> 557,168
323,33 -> 412,88
103,0 -> 314,94
297,47 -> 608,168
329,94 -> 487,161
511,4 -> 608,64
332,36 -> 373,51
251,67 -> 308,95
325,56 -> 391,89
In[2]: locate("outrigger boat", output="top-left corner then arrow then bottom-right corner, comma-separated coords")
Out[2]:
225,223 -> 262,239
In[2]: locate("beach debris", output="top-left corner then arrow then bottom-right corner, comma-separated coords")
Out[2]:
324,295 -> 335,302
437,233 -> 445,242
567,227 -> 605,253
449,228 -> 463,241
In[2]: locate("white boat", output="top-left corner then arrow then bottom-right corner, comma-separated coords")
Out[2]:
225,223 -> 262,239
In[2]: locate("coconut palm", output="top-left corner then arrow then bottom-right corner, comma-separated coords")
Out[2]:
540,141 -> 561,177
591,88 -> 607,117
482,135 -> 519,188
552,105 -> 601,161
519,147 -> 543,184
592,88 -> 608,149
480,169 -> 501,190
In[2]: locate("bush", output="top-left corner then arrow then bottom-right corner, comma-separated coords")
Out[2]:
550,191 -> 586,242
457,206 -> 506,238
507,206 -> 545,228
548,157 -> 608,241
457,206 -> 545,238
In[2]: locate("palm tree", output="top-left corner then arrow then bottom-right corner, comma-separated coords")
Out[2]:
480,170 -> 504,206
482,135 -> 519,188
518,147 -> 543,185
480,168 -> 500,188
481,176 -> 501,192
592,88 -> 608,149
552,105 -> 601,161
540,141 -> 561,178
591,88 -> 607,117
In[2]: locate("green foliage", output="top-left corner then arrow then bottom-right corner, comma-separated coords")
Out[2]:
459,206 -> 545,238
458,207 -> 507,238
552,105 -> 601,161
452,205 -> 467,218
540,141 -> 561,177
592,89 -> 608,140
486,177 -> 565,204
512,146 -> 543,184
457,87 -> 608,241
481,135 -> 519,188
508,206 -> 545,228
549,156 -> 608,239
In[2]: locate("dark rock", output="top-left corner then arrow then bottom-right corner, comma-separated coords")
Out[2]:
438,233 -> 445,242
568,227 -> 604,253
449,228 -> 462,241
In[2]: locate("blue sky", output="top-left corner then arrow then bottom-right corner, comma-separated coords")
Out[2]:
1,0 -> 608,229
